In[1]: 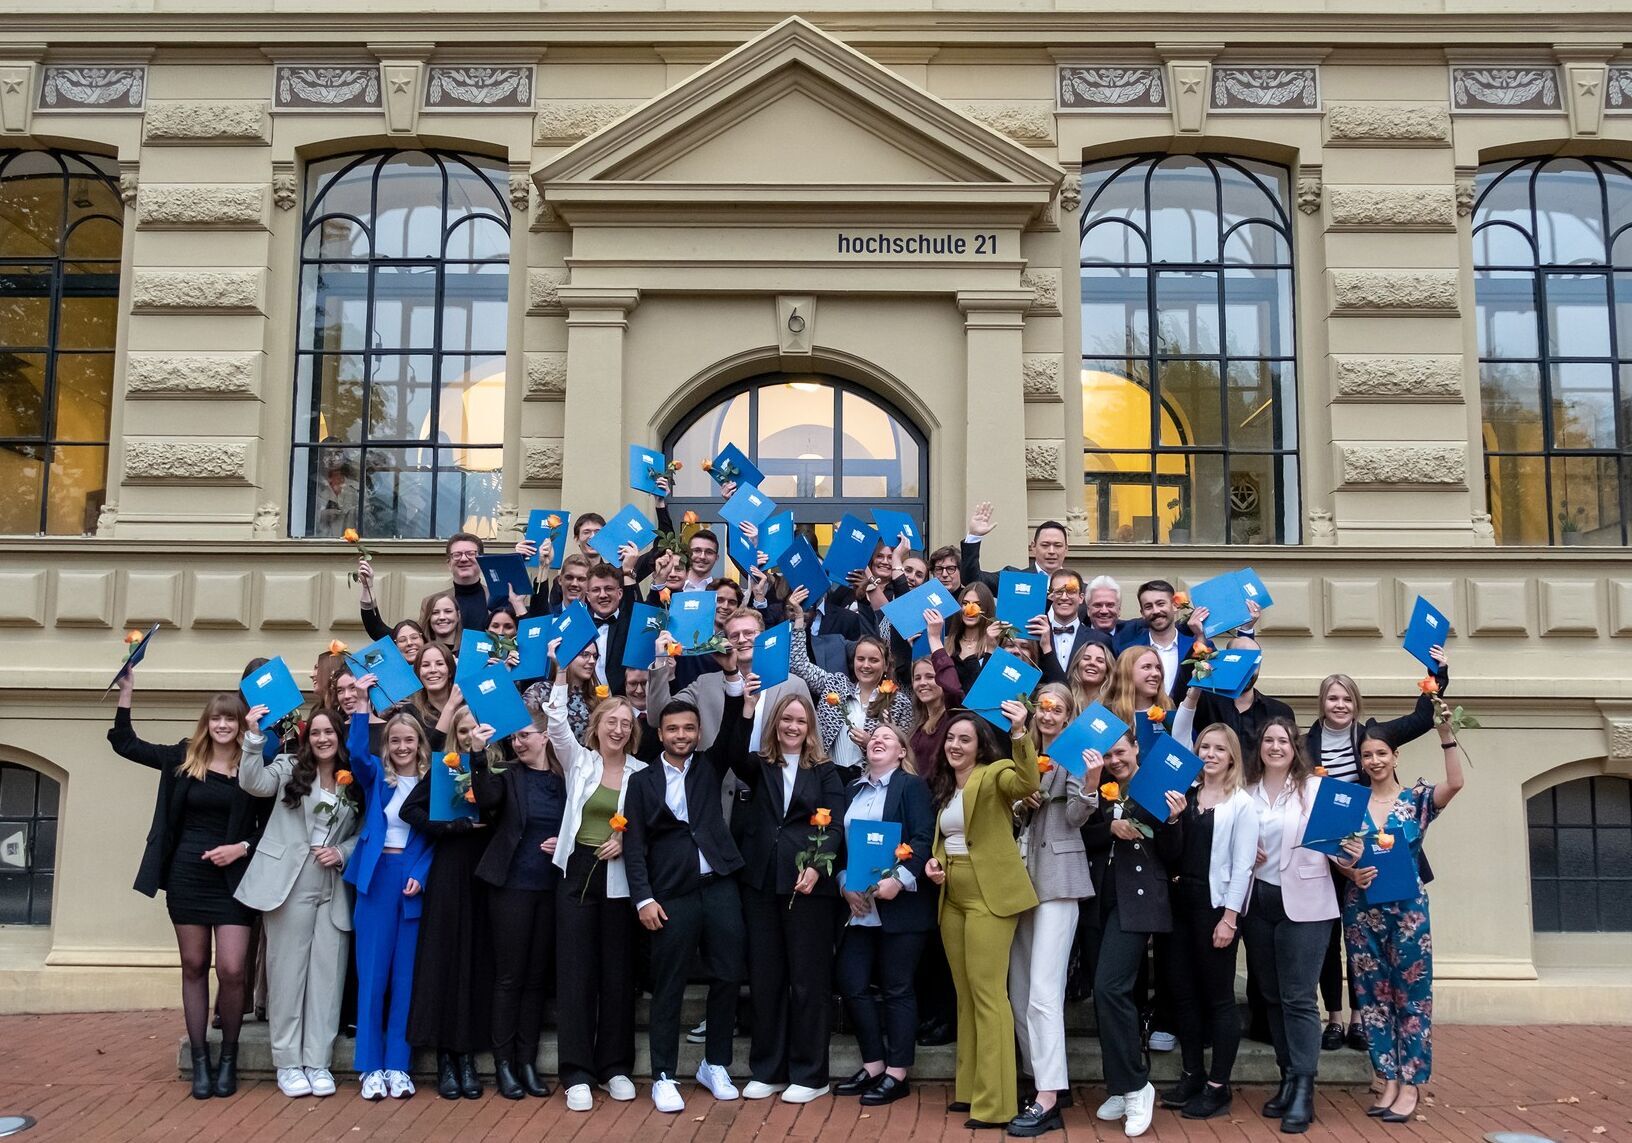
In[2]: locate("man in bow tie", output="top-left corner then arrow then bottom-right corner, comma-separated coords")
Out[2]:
1029,570 -> 1112,686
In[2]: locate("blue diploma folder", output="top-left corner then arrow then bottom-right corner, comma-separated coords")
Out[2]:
516,616 -> 556,679
523,509 -> 570,570
476,554 -> 532,609
106,622 -> 160,694
719,485 -> 778,531
776,534 -> 831,606
753,622 -> 793,690
1403,595 -> 1449,671
343,637 -> 424,713
240,657 -> 304,727
668,590 -> 718,654
628,444 -> 670,497
871,509 -> 921,550
1188,568 -> 1273,638
707,442 -> 764,490
758,512 -> 796,562
880,580 -> 959,640
997,570 -> 1050,630
822,514 -> 881,580
622,603 -> 664,670
1126,733 -> 1204,821
1358,838 -> 1420,906
429,752 -> 481,823
551,600 -> 597,669
1299,777 -> 1370,856
586,504 -> 657,564
1188,646 -> 1262,699
461,665 -> 532,740
963,648 -> 1042,730
457,629 -> 499,680
727,527 -> 767,579
844,818 -> 903,892
1046,702 -> 1130,777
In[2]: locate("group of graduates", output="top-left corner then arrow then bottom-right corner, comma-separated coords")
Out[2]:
113,476 -> 1467,1138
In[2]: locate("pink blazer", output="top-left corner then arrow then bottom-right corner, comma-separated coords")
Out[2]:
1255,776 -> 1340,923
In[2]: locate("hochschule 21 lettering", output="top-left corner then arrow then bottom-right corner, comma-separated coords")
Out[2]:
836,231 -> 1000,255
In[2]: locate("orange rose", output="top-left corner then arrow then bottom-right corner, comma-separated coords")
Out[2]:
1375,831 -> 1395,851
610,813 -> 628,833
124,629 -> 144,644
544,514 -> 561,529
1191,643 -> 1214,660
1144,704 -> 1165,722
894,842 -> 913,862
335,770 -> 354,787
810,807 -> 832,828
342,527 -> 360,544
443,751 -> 462,772
682,511 -> 699,526
1099,781 -> 1120,802
1038,755 -> 1055,775
464,789 -> 477,804
961,601 -> 982,620
1038,695 -> 1061,714
824,692 -> 842,707
328,639 -> 348,656
658,588 -> 672,605
669,460 -> 683,472
1172,591 -> 1190,608
878,680 -> 897,695
594,684 -> 610,700
1313,766 -> 1328,777
701,459 -> 714,473
666,644 -> 682,658
1418,675 -> 1439,695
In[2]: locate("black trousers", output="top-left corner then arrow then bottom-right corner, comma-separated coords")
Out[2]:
647,874 -> 745,1079
1319,916 -> 1358,1014
1241,882 -> 1327,1079
556,845 -> 637,1088
741,883 -> 842,1088
836,926 -> 928,1070
1167,886 -> 1243,1085
915,917 -> 957,1028
489,885 -> 555,1066
1093,902 -> 1152,1096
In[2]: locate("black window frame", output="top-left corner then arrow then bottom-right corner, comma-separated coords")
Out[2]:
1527,775 -> 1632,933
0,761 -> 60,926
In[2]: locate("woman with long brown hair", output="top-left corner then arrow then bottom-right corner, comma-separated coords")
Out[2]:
110,671 -> 269,1099
1066,640 -> 1113,713
786,587 -> 912,776
410,643 -> 456,729
945,581 -> 999,692
418,591 -> 462,654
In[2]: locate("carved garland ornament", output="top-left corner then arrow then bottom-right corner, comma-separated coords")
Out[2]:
1451,67 -> 1559,111
1211,67 -> 1318,111
1057,67 -> 1166,110
277,67 -> 380,108
39,66 -> 145,109
426,66 -> 531,108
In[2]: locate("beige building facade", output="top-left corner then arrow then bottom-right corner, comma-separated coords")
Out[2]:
0,2 -> 1629,1021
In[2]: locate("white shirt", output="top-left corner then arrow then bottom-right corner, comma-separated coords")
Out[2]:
310,788 -> 338,847
659,753 -> 712,877
1049,616 -> 1079,673
592,610 -> 617,685
382,776 -> 418,849
1251,779 -> 1296,886
1150,631 -> 1181,696
779,753 -> 800,811
940,788 -> 969,856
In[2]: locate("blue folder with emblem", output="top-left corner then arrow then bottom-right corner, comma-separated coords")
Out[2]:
622,603 -> 664,670
1187,646 -> 1262,699
997,570 -> 1050,630
476,554 -> 532,609
430,751 -> 481,823
628,444 -> 671,497
516,615 -> 556,680
871,509 -> 921,551
106,622 -> 161,695
962,648 -> 1042,730
1188,568 -> 1273,638
719,485 -> 778,531
776,534 -> 831,606
880,580 -> 960,640
1126,733 -> 1204,821
1357,837 -> 1420,906
343,636 -> 423,713
585,504 -> 657,564
461,665 -> 532,740
457,629 -> 498,680
523,509 -> 571,571
240,656 -> 304,727
1403,595 -> 1450,672
822,514 -> 881,580
753,622 -> 792,690
551,600 -> 597,668
844,818 -> 903,892
668,590 -> 718,654
758,512 -> 796,562
1045,702 -> 1130,777
1299,776 -> 1371,856
707,442 -> 764,490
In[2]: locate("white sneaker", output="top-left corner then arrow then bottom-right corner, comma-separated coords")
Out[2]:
687,1018 -> 708,1044
1095,1093 -> 1126,1121
385,1069 -> 415,1099
277,1067 -> 312,1097
696,1062 -> 739,1101
651,1074 -> 685,1113
743,1080 -> 786,1100
1147,1030 -> 1177,1052
566,1083 -> 593,1112
781,1083 -> 829,1104
359,1070 -> 387,1101
1123,1083 -> 1156,1137
306,1068 -> 336,1097
601,1074 -> 637,1101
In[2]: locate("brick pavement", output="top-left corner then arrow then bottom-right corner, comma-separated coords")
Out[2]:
0,1011 -> 1626,1142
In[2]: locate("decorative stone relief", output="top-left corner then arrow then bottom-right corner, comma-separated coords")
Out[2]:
272,169 -> 297,211
525,351 -> 567,400
955,102 -> 1054,144
123,439 -> 253,484
274,66 -> 380,110
1340,444 -> 1466,486
131,269 -> 264,314
1210,66 -> 1319,112
143,100 -> 271,144
380,62 -> 423,134
1021,269 -> 1061,315
1167,62 -> 1211,133
1022,354 -> 1063,401
137,184 -> 267,229
0,65 -> 36,134
1057,66 -> 1166,111
38,65 -> 145,110
1325,185 -> 1456,231
1296,176 -> 1321,215
1065,507 -> 1089,545
1608,66 -> 1632,113
425,65 -> 532,109
1472,513 -> 1495,543
508,173 -> 530,212
1059,173 -> 1082,213
1331,355 -> 1463,400
95,502 -> 118,538
526,268 -> 568,316
1455,179 -> 1475,217
529,198 -> 563,232
534,101 -> 638,144
1561,62 -> 1608,136
1328,270 -> 1459,316
126,352 -> 262,397
1307,509 -> 1336,545
1325,103 -> 1451,146
1607,718 -> 1632,760
1024,441 -> 1063,487
1450,67 -> 1561,112
522,440 -> 564,487
118,171 -> 139,207
252,503 -> 282,539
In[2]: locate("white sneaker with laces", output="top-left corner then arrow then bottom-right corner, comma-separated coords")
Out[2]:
306,1068 -> 336,1097
277,1067 -> 312,1097
651,1074 -> 685,1113
742,1080 -> 785,1100
1147,1031 -> 1177,1052
1123,1083 -> 1156,1137
385,1069 -> 415,1099
566,1083 -> 593,1112
696,1062 -> 739,1101
601,1075 -> 636,1101
686,1018 -> 708,1044
1095,1093 -> 1126,1121
780,1083 -> 830,1104
359,1070 -> 387,1101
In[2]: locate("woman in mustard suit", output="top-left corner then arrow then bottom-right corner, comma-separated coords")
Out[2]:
924,701 -> 1040,1129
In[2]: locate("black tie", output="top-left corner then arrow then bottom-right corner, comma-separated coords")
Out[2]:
593,614 -> 616,629
1053,626 -> 1074,637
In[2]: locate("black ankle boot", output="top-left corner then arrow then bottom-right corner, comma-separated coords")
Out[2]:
1262,1072 -> 1295,1118
1280,1075 -> 1315,1134
436,1051 -> 461,1100
212,1043 -> 238,1097
457,1053 -> 483,1099
1182,1083 -> 1232,1119
519,1061 -> 551,1098
1160,1070 -> 1205,1109
495,1058 -> 525,1100
190,1045 -> 215,1100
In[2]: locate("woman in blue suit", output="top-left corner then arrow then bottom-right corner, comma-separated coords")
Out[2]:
346,679 -> 434,1101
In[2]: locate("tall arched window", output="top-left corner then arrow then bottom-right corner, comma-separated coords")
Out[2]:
0,149 -> 122,535
1527,775 -> 1631,932
290,149 -> 510,539
0,762 -> 60,925
663,375 -> 926,547
1474,157 -> 1632,545
1079,155 -> 1300,545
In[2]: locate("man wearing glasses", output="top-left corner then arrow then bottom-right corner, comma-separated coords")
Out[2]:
927,546 -> 963,594
1029,571 -> 1113,685
423,531 -> 490,631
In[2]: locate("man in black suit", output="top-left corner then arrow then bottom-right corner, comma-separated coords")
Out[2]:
1029,569 -> 1114,686
582,561 -> 637,696
803,585 -> 867,674
958,501 -> 1073,593
622,698 -> 747,1113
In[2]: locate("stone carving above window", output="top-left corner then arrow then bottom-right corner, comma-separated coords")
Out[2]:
1056,67 -> 1166,111
425,66 -> 533,110
1450,67 -> 1562,113
1210,67 -> 1319,112
1606,66 -> 1632,113
275,65 -> 381,110
38,65 -> 146,110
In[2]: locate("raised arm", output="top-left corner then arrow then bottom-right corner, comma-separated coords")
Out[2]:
237,727 -> 290,798
993,708 -> 1042,804
1431,715 -> 1465,810
1381,649 -> 1452,749
789,621 -> 851,699
346,710 -> 380,786
108,677 -> 188,771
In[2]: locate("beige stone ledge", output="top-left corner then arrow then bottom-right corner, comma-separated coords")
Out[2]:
1330,354 -> 1463,401
142,99 -> 271,145
130,268 -> 266,315
525,350 -> 567,400
1339,442 -> 1466,487
1325,184 -> 1456,231
1327,269 -> 1459,316
136,183 -> 269,230
125,351 -> 263,397
1324,102 -> 1451,146
122,437 -> 256,485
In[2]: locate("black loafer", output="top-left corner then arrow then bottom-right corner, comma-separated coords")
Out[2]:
860,1076 -> 910,1106
1320,1022 -> 1344,1051
836,1068 -> 883,1097
1160,1070 -> 1204,1109
948,1101 -> 972,1113
918,1021 -> 955,1047
1005,1101 -> 1062,1137
963,1118 -> 1007,1130
1346,1022 -> 1368,1051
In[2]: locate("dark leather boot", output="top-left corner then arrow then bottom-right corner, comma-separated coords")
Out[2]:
1262,1072 -> 1295,1118
1160,1070 -> 1205,1109
190,1045 -> 215,1100
495,1057 -> 525,1100
436,1051 -> 460,1100
212,1043 -> 238,1097
519,1061 -> 551,1098
457,1053 -> 483,1099
1280,1075 -> 1315,1134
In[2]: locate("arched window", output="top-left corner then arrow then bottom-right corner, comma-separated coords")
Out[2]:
290,149 -> 510,539
0,762 -> 60,925
1474,157 -> 1632,545
1527,775 -> 1631,932
663,375 -> 926,547
0,149 -> 122,535
1079,154 -> 1300,545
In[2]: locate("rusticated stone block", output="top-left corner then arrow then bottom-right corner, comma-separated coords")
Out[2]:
1325,185 -> 1456,231
123,439 -> 253,483
956,101 -> 1055,143
137,184 -> 267,229
1329,270 -> 1458,316
527,268 -> 568,316
126,353 -> 262,397
1331,355 -> 1463,400
190,572 -> 251,630
534,101 -> 638,144
0,571 -> 47,627
54,570 -> 115,627
522,440 -> 564,487
1022,353 -> 1062,401
143,100 -> 271,144
1325,103 -> 1451,145
1340,444 -> 1465,486
131,269 -> 264,314
259,572 -> 322,631
525,351 -> 567,400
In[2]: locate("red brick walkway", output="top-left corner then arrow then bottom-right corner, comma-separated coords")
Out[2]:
0,1011 -> 1626,1141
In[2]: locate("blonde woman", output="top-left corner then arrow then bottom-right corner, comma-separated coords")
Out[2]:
1066,641 -> 1113,713
1159,723 -> 1257,1120
344,689 -> 434,1101
410,643 -> 457,729
1103,646 -> 1172,753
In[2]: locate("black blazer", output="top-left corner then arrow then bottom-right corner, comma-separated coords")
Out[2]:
1038,621 -> 1113,686
109,707 -> 272,899
842,769 -> 937,933
471,757 -> 567,888
622,695 -> 746,905
1083,798 -> 1182,934
725,715 -> 847,897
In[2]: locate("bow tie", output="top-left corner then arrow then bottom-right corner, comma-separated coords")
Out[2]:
593,613 -> 616,628
1052,625 -> 1075,637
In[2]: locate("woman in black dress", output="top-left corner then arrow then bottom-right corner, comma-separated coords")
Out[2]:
110,670 -> 271,1099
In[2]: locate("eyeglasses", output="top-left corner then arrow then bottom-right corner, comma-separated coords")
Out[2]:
932,564 -> 959,573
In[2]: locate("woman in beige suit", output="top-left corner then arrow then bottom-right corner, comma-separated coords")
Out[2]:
237,707 -> 361,1099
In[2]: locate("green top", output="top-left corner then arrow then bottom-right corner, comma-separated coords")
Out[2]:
574,781 -> 622,848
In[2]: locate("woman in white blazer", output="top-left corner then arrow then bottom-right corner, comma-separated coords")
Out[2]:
1241,716 -> 1340,1136
236,707 -> 361,1100
1160,722 -> 1258,1121
544,645 -> 648,1114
